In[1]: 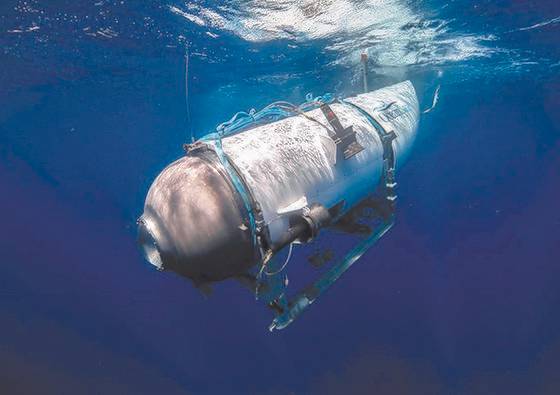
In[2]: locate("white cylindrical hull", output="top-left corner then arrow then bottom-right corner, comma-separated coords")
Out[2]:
222,81 -> 419,244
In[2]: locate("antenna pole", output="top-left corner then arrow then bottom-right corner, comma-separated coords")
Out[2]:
185,49 -> 194,143
361,53 -> 369,93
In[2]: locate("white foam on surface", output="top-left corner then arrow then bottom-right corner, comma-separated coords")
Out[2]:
170,0 -> 495,67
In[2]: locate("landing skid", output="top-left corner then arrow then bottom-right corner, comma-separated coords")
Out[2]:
267,217 -> 393,331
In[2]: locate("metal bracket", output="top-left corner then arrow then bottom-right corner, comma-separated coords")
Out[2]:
183,141 -> 211,155
320,104 -> 364,160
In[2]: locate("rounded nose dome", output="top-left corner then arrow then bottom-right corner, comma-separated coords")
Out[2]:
137,216 -> 164,271
139,154 -> 256,283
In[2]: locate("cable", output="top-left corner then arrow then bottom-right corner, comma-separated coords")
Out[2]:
264,243 -> 294,276
215,94 -> 336,137
185,49 -> 194,143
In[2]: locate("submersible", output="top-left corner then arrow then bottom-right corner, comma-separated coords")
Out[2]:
138,80 -> 419,330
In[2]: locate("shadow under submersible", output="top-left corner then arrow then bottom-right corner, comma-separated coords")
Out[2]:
138,79 -> 419,330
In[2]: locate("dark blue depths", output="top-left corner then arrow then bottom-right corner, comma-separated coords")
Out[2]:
1,1 -> 559,394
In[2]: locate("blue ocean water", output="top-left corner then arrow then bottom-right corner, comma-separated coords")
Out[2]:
1,1 -> 559,393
